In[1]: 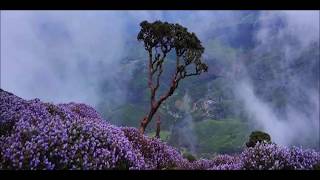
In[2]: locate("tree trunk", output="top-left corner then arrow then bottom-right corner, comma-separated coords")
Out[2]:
139,102 -> 160,134
139,117 -> 148,134
155,115 -> 161,139
139,51 -> 178,134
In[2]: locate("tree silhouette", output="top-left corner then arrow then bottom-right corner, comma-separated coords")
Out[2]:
137,20 -> 208,134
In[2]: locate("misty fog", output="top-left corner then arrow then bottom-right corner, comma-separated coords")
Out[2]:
1,10 -> 319,149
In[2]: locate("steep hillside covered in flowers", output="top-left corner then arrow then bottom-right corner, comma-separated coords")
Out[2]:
0,89 -> 319,170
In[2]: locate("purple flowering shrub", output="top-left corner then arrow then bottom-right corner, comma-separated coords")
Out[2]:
241,141 -> 320,170
190,143 -> 320,170
187,155 -> 242,170
0,89 -> 146,170
121,127 -> 188,169
1,89 -> 319,170
208,154 -> 242,170
188,159 -> 216,170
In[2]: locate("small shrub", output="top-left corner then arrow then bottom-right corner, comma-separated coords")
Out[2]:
246,131 -> 271,148
183,152 -> 197,162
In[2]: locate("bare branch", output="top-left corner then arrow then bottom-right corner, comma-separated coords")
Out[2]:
154,60 -> 164,91
147,50 -> 154,90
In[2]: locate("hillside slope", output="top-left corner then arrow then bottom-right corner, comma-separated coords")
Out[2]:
1,89 -> 319,170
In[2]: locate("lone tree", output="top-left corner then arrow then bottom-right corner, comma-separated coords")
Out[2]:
137,20 -> 208,134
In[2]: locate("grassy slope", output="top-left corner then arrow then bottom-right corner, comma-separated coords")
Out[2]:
194,119 -> 250,156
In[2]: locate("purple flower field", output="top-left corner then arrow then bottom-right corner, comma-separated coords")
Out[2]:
1,88 -> 319,170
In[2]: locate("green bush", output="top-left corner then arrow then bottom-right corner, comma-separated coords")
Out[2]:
246,131 -> 271,148
183,152 -> 197,162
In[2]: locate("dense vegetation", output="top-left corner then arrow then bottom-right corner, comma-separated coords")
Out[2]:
0,89 -> 320,169
1,89 -> 319,170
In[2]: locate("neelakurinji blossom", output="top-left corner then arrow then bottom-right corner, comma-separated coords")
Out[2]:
1,88 -> 319,170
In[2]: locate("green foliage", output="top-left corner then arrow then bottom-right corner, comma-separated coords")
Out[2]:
147,130 -> 171,141
182,152 -> 197,162
107,104 -> 145,127
137,20 -> 208,81
194,119 -> 250,155
246,131 -> 271,148
138,20 -> 205,53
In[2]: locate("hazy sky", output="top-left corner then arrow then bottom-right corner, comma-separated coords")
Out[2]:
1,10 -> 232,104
